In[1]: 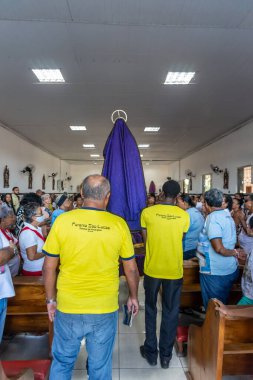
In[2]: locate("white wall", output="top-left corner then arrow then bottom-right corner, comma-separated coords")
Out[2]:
179,120 -> 253,194
0,124 -> 70,193
69,162 -> 179,193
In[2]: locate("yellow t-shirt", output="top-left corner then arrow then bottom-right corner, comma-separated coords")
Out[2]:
141,204 -> 190,279
43,207 -> 134,314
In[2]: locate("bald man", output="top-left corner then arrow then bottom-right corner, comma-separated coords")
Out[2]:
43,174 -> 139,380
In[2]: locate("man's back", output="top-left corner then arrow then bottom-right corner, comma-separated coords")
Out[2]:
43,207 -> 134,314
141,204 -> 190,279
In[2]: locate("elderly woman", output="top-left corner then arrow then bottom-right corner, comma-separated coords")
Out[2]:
15,192 -> 42,237
0,204 -> 20,276
19,202 -> 46,276
41,193 -> 53,219
197,189 -> 245,310
0,204 -> 18,343
177,194 -> 205,260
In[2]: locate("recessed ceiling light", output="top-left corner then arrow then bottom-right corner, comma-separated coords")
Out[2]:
138,144 -> 150,149
144,127 -> 160,132
140,154 -> 143,157
32,69 -> 65,83
90,154 -> 100,157
70,126 -> 87,131
164,71 -> 195,85
83,144 -> 95,148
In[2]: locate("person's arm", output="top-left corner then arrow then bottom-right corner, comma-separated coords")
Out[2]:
239,213 -> 248,234
211,238 -> 247,259
43,256 -> 59,322
26,245 -> 45,261
123,258 -> 139,316
142,229 -> 147,245
214,299 -> 253,318
0,246 -> 14,265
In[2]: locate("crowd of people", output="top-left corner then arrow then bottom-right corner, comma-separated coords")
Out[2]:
0,179 -> 253,379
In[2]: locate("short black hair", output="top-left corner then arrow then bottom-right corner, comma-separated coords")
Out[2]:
12,186 -> 19,191
180,194 -> 196,208
20,192 -> 42,206
162,180 -> 180,198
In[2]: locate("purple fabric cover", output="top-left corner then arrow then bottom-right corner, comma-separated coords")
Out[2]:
149,181 -> 156,194
102,118 -> 146,230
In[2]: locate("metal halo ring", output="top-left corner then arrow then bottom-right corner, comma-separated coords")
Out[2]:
111,110 -> 127,124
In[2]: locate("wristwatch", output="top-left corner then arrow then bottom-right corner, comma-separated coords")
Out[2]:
46,298 -> 57,304
13,247 -> 18,256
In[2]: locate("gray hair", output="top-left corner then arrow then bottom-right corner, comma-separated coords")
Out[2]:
41,194 -> 51,204
23,202 -> 41,223
0,204 -> 14,220
204,188 -> 223,207
82,175 -> 110,201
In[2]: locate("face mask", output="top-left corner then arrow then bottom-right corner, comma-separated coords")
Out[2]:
36,215 -> 45,223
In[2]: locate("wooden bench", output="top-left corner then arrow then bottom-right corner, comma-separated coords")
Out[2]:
180,261 -> 243,308
187,299 -> 253,379
4,276 -> 53,351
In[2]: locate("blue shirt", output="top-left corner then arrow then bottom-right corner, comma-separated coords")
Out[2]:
183,207 -> 204,252
197,209 -> 237,275
51,209 -> 65,226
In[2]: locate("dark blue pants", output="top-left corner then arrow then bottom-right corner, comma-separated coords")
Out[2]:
143,274 -> 183,360
200,268 -> 239,310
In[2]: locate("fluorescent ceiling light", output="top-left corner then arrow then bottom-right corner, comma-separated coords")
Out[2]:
140,154 -> 143,157
83,144 -> 95,148
164,71 -> 195,85
144,127 -> 160,132
138,144 -> 150,149
90,154 -> 100,157
32,69 -> 65,83
70,126 -> 86,131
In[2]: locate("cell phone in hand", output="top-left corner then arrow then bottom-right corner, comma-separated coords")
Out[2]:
122,304 -> 134,327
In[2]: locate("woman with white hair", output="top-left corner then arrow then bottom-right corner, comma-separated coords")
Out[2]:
0,204 -> 19,342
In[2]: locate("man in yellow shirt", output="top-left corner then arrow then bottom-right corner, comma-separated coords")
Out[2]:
43,175 -> 139,380
140,180 -> 190,369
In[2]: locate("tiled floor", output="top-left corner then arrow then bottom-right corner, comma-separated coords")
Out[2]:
0,278 -> 252,379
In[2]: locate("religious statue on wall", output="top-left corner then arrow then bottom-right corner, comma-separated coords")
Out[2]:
223,168 -> 229,189
28,171 -> 33,189
3,165 -> 9,188
49,172 -> 57,191
42,174 -> 46,190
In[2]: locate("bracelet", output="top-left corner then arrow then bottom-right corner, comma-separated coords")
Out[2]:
233,249 -> 239,258
46,298 -> 56,304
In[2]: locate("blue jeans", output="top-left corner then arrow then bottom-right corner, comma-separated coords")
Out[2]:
200,268 -> 239,310
50,310 -> 118,380
0,298 -> 7,343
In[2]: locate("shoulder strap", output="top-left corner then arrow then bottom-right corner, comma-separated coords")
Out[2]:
0,229 -> 14,242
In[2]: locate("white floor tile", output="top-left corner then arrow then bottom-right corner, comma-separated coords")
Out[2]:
72,369 -> 119,379
120,368 -> 187,380
179,355 -> 188,368
119,333 -> 182,369
74,334 -> 119,369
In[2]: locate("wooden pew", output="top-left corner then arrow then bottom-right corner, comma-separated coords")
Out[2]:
181,261 -> 243,308
187,299 -> 253,379
4,276 -> 52,351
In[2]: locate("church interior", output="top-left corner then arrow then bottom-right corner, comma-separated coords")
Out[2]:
0,1 -> 253,379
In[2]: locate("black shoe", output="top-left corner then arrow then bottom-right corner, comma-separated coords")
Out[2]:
140,345 -> 157,366
160,355 -> 171,369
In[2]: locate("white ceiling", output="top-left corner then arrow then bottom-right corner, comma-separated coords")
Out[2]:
1,0 -> 253,162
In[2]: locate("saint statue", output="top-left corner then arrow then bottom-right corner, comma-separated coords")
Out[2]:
3,165 -> 9,188
28,171 -> 33,189
223,168 -> 229,189
42,174 -> 46,190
